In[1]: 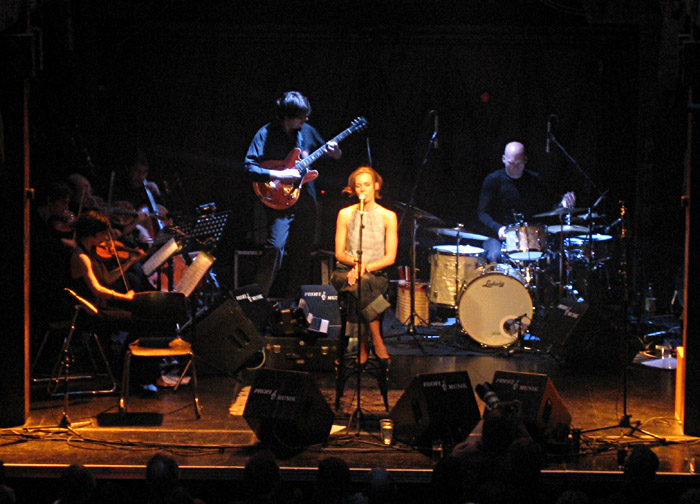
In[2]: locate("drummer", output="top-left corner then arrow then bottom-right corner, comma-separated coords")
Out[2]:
477,141 -> 576,263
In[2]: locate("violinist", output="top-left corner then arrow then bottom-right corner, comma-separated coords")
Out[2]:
112,151 -> 169,244
70,211 -> 146,307
31,181 -> 77,327
71,211 -> 165,389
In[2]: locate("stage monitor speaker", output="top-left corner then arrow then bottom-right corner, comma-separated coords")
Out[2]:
490,370 -> 571,441
300,284 -> 342,338
243,368 -> 334,447
193,299 -> 266,376
535,299 -> 588,351
229,283 -> 273,334
389,371 -> 481,449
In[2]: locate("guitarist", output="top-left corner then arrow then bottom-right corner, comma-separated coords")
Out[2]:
244,91 -> 342,298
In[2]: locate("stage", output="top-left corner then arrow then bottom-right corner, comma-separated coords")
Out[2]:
2,309 -> 698,502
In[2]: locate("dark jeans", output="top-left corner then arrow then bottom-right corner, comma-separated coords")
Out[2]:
255,196 -> 317,299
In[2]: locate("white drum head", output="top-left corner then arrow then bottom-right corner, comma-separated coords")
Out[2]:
458,267 -> 533,347
432,244 -> 485,255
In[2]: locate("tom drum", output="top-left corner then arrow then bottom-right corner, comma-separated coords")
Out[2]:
428,244 -> 484,306
504,223 -> 547,261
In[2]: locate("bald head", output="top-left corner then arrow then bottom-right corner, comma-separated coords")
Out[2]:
502,142 -> 528,179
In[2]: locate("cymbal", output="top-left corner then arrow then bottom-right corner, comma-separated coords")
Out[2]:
392,201 -> 444,224
573,212 -> 605,222
533,207 -> 587,218
426,227 -> 489,241
547,224 -> 590,234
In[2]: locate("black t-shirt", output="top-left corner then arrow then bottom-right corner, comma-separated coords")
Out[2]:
478,169 -> 552,236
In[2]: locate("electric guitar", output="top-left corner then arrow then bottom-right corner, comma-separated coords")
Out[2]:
252,116 -> 368,210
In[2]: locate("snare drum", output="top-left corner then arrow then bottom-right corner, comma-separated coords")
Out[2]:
504,223 -> 547,261
458,263 -> 533,347
428,244 -> 485,306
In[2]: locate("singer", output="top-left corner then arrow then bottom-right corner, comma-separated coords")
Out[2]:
331,166 -> 398,364
477,141 -> 576,263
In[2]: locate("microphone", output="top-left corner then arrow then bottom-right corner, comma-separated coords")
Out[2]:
504,313 -> 528,335
605,217 -> 622,233
592,189 -> 608,209
359,193 -> 365,214
546,115 -> 553,154
432,111 -> 438,149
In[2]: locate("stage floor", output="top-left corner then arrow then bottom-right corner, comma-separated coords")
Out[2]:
2,309 -> 699,496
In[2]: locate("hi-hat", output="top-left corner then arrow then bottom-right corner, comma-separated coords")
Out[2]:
533,207 -> 587,218
392,202 -> 444,224
547,224 -> 589,234
426,227 -> 489,241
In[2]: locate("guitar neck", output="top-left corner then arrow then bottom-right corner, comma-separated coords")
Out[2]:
296,127 -> 355,173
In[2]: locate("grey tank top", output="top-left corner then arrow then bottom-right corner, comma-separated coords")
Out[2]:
345,206 -> 386,265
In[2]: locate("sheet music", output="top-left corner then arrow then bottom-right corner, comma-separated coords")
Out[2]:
175,251 -> 215,298
142,238 -> 182,276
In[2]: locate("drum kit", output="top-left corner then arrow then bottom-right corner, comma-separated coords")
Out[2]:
394,202 -> 617,350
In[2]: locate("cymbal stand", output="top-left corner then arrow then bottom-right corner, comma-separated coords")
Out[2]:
396,208 -> 427,353
557,212 -> 568,298
452,226 -> 464,311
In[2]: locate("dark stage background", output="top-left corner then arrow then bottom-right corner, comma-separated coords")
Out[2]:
3,0 -> 691,306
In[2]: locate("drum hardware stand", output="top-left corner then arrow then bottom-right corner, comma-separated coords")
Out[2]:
580,202 -> 665,443
395,208 -> 428,353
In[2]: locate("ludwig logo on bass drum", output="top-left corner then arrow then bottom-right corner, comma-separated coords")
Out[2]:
483,279 -> 504,288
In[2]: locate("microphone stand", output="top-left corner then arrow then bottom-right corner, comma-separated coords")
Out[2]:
547,133 -> 607,300
580,202 -> 665,442
348,199 -> 367,435
547,133 -> 602,197
395,121 -> 438,352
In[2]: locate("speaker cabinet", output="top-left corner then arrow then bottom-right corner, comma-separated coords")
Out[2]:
193,299 -> 266,375
300,285 -> 342,339
389,371 -> 481,449
243,369 -> 334,447
229,284 -> 273,334
535,299 -> 589,352
490,370 -> 571,440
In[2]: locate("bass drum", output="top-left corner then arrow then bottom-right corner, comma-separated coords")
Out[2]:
458,263 -> 533,347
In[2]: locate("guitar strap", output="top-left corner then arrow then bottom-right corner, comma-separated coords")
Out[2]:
295,129 -> 305,156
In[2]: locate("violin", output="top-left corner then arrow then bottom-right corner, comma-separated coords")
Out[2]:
94,239 -> 144,262
52,209 -> 77,234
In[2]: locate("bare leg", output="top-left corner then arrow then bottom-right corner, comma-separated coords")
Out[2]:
359,326 -> 370,364
369,319 -> 390,359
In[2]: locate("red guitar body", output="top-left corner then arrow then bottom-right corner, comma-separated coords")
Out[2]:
252,148 -> 318,210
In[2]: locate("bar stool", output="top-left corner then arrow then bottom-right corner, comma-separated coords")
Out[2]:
334,292 -> 389,411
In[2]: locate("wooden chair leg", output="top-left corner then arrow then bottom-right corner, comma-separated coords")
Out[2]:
119,350 -> 132,415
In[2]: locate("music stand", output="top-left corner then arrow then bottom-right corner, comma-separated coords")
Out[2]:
179,210 -> 232,252
177,210 -> 231,290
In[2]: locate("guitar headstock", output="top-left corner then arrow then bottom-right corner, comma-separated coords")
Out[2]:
349,116 -> 368,133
